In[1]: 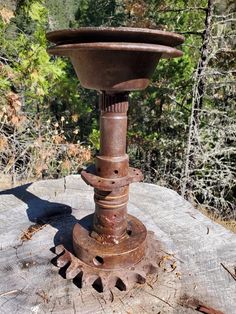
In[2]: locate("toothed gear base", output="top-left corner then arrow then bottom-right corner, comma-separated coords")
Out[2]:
54,231 -> 160,292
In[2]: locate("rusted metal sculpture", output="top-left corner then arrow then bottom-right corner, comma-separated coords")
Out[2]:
47,27 -> 184,291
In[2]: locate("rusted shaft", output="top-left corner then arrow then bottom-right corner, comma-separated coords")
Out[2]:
93,93 -> 129,243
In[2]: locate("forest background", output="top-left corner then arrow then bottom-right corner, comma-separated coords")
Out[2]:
0,0 -> 235,224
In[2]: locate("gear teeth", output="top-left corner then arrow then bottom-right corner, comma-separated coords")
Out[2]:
99,275 -> 109,292
143,262 -> 159,274
52,231 -> 161,292
108,275 -> 119,287
128,270 -> 146,284
55,244 -> 65,255
56,251 -> 71,268
66,262 -> 82,279
82,273 -> 99,287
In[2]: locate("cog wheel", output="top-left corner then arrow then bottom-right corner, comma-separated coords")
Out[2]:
53,231 -> 161,292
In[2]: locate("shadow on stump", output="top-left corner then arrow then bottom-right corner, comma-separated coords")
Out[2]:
0,182 -> 88,288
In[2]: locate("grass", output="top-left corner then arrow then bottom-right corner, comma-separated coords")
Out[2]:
198,206 -> 236,233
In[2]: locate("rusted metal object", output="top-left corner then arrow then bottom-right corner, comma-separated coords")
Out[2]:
54,231 -> 160,292
46,27 -> 184,47
47,27 -> 184,290
48,43 -> 182,91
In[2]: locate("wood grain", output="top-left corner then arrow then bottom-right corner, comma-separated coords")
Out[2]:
0,175 -> 235,313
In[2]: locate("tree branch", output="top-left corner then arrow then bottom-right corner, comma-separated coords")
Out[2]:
178,31 -> 204,37
155,7 -> 207,13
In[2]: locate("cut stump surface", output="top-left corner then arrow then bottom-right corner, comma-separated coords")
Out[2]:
0,175 -> 235,314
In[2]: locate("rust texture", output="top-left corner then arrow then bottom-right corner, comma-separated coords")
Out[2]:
92,93 -> 135,244
78,92 -> 146,268
46,27 -> 184,289
53,231 -> 160,292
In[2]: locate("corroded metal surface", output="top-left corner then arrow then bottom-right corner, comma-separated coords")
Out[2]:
47,45 -> 174,91
73,214 -> 147,268
46,26 -> 184,47
47,27 -> 184,91
53,231 -> 160,292
47,42 -> 183,56
81,166 -> 143,191
47,27 -> 184,291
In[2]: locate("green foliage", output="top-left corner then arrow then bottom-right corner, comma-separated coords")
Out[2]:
0,0 -> 234,217
89,129 -> 100,151
75,0 -> 124,27
0,0 -> 92,181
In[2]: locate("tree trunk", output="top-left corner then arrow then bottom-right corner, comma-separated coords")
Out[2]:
181,0 -> 214,198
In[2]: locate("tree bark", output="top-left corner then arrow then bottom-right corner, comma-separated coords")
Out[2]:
181,0 -> 214,198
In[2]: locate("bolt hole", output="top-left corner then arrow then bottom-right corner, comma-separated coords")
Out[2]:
136,173 -> 139,175
111,181 -> 115,184
114,170 -> 118,174
93,256 -> 104,266
98,180 -> 101,183
127,229 -> 132,236
133,169 -> 136,171
113,214 -> 117,218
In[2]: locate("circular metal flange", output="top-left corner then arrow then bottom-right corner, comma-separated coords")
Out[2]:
47,42 -> 183,59
72,214 -> 147,270
53,231 -> 160,292
46,27 -> 184,47
81,166 -> 143,191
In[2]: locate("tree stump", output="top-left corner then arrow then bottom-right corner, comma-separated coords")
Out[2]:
0,175 -> 235,313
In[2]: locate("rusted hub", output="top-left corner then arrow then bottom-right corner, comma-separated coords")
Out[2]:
46,27 -> 184,290
73,214 -> 147,270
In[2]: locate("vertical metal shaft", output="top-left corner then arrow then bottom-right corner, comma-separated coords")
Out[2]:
92,92 -> 129,244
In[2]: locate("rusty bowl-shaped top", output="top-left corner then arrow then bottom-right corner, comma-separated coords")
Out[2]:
47,27 -> 184,92
46,27 -> 184,47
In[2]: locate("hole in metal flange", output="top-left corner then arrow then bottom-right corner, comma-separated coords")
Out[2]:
93,256 -> 104,266
114,170 -> 118,174
127,229 -> 132,236
111,181 -> 115,184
